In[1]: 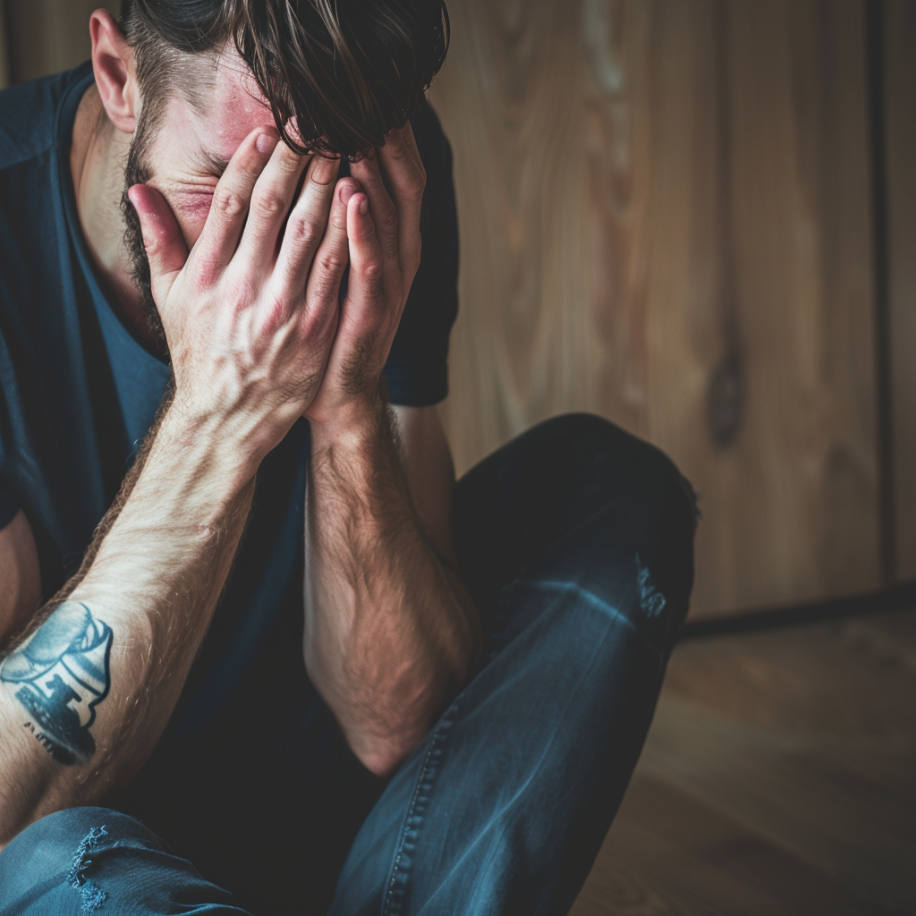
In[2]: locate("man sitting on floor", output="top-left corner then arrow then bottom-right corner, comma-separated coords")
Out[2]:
0,1 -> 697,913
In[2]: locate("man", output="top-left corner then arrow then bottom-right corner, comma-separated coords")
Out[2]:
0,1 -> 697,913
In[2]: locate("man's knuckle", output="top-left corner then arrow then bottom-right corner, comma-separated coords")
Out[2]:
227,272 -> 257,307
363,259 -> 384,283
259,294 -> 289,330
318,252 -> 345,278
288,213 -> 323,246
252,190 -> 287,220
213,187 -> 246,219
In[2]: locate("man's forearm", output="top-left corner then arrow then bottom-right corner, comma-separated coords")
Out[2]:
304,398 -> 480,777
0,403 -> 256,846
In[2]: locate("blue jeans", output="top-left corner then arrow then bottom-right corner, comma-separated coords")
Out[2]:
0,414 -> 697,915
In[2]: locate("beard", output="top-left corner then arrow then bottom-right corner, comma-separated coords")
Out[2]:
119,103 -> 168,349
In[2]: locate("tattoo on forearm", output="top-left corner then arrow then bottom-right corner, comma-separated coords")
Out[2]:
0,602 -> 113,765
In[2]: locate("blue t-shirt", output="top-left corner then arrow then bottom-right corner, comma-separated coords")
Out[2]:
0,62 -> 459,866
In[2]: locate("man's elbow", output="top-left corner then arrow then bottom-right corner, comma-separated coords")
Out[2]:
356,740 -> 413,780
349,670 -> 466,779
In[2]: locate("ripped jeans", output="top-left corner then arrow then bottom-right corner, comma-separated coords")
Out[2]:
0,414 -> 697,916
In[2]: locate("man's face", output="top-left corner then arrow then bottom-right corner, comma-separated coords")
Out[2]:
122,53 -> 278,343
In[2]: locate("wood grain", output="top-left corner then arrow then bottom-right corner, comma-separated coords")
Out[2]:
430,0 -> 880,618
885,0 -> 916,581
569,610 -> 916,915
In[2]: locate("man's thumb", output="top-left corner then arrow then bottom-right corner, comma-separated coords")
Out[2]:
127,184 -> 188,308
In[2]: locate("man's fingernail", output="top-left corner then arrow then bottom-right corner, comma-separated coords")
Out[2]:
359,198 -> 369,216
256,132 -> 275,153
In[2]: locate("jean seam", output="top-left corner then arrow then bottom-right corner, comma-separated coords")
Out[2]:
382,703 -> 459,916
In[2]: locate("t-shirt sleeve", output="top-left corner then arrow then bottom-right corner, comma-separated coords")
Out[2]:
0,478 -> 18,530
381,103 -> 459,407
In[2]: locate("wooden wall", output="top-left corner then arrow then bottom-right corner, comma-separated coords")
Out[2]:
429,0 -> 884,619
885,0 -> 916,582
0,1 -> 907,617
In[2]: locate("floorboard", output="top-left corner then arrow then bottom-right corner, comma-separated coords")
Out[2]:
570,609 -> 916,915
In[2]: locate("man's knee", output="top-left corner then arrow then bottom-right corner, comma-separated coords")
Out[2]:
520,413 -> 698,641
0,804 -> 246,915
529,411 -> 698,536
0,806 -> 156,912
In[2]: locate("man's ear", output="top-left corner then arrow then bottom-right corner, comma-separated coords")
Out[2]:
90,9 -> 140,134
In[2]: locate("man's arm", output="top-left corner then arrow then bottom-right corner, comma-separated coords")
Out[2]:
304,400 -> 480,778
390,404 -> 460,569
0,127 -> 355,848
301,133 -> 482,779
0,404 -> 256,846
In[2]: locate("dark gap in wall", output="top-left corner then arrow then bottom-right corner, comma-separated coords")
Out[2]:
866,0 -> 897,585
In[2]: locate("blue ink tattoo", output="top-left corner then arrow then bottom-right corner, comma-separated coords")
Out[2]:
1,602 -> 112,765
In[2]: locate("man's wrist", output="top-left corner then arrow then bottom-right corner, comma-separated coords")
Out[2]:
307,389 -> 390,456
148,402 -> 261,506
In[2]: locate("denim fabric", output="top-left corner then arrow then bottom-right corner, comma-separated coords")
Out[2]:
0,414 -> 697,916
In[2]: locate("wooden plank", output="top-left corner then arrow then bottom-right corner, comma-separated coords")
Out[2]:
571,611 -> 916,914
639,702 -> 916,912
430,0 -> 880,617
638,612 -> 916,912
571,774 -> 893,916
885,0 -> 916,581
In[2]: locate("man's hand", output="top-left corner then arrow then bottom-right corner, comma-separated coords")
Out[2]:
303,125 -> 427,429
128,127 -> 356,468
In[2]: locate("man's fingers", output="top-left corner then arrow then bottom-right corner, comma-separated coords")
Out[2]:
377,124 -> 425,269
239,141 -> 329,266
273,155 -> 342,302
346,191 -> 387,309
193,128 -> 279,278
349,151 -> 400,262
388,121 -> 424,173
298,177 -> 355,312
127,183 -> 188,310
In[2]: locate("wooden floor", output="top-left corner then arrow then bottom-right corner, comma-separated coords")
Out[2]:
570,608 -> 916,915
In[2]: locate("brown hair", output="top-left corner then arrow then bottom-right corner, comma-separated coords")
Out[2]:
120,0 -> 450,159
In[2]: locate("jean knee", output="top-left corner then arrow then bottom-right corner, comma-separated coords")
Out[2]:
523,413 -> 698,639
536,412 -> 698,531
0,807 -> 160,913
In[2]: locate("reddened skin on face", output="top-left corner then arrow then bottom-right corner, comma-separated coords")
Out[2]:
81,9 -> 297,354
91,9 -> 282,253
